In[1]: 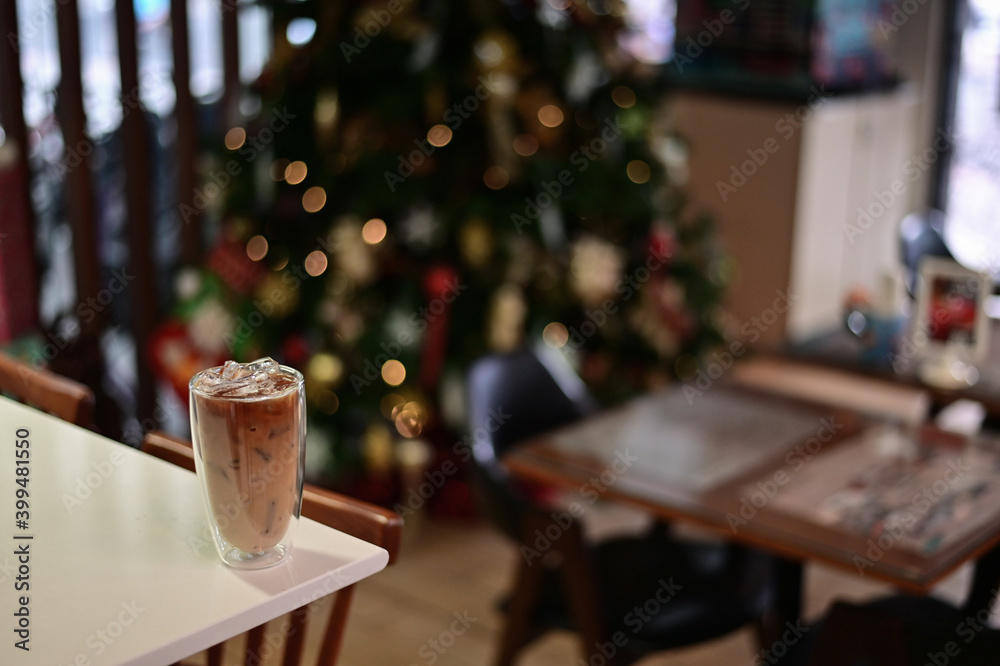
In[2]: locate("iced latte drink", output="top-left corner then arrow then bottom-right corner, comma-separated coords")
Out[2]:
189,358 -> 305,569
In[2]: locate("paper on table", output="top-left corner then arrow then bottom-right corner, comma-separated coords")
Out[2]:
730,357 -> 931,425
761,426 -> 1000,555
552,388 -> 830,491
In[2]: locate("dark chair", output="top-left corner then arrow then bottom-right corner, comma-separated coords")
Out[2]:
466,347 -> 779,665
141,431 -> 403,666
0,350 -> 95,426
773,544 -> 1000,666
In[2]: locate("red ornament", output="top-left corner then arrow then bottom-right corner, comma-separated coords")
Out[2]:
419,265 -> 461,392
206,237 -> 266,295
646,228 -> 676,272
281,334 -> 312,367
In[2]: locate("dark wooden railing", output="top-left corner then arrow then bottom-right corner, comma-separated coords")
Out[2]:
0,0 -> 241,427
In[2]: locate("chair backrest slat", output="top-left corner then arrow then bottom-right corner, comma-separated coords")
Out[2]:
0,352 -> 95,427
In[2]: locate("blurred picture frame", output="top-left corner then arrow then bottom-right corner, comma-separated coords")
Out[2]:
913,256 -> 991,387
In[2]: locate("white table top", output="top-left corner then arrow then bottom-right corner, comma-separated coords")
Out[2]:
0,397 -> 389,666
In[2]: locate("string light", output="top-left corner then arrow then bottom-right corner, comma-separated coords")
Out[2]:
427,124 -> 453,147
245,235 -> 269,261
362,218 -> 388,244
542,322 -> 569,348
286,17 -> 317,46
304,250 -> 328,276
285,161 -> 308,185
224,127 -> 246,150
483,166 -> 509,190
317,390 -> 339,414
381,359 -> 406,386
627,160 -> 651,184
538,105 -> 564,128
302,186 -> 327,212
513,133 -> 539,156
308,352 -> 343,384
394,400 -> 427,438
612,86 -> 637,109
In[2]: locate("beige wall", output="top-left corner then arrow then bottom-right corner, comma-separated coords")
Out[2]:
670,93 -> 803,348
668,5 -> 947,347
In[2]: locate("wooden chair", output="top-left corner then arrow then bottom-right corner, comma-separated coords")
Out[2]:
0,350 -> 95,427
141,431 -> 403,666
467,348 -> 779,665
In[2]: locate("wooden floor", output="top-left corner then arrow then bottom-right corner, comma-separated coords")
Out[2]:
335,516 -> 976,666
189,509 -> 981,666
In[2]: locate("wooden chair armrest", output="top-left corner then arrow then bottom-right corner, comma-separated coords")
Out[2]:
141,430 -> 198,473
302,485 -> 403,565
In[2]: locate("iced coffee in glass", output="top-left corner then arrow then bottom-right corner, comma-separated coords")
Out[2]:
189,358 -> 306,569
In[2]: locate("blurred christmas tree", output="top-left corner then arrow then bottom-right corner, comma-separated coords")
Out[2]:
154,0 -> 730,501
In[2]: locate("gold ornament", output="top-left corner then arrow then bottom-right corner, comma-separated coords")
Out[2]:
474,30 -> 518,75
188,298 -> 235,356
329,216 -> 377,285
314,88 -> 339,147
460,219 -> 493,268
361,424 -> 395,476
569,235 -> 626,307
255,272 -> 299,319
306,352 -> 344,394
487,283 -> 527,351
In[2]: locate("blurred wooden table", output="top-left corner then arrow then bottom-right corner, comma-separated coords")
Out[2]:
503,379 -> 1000,608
